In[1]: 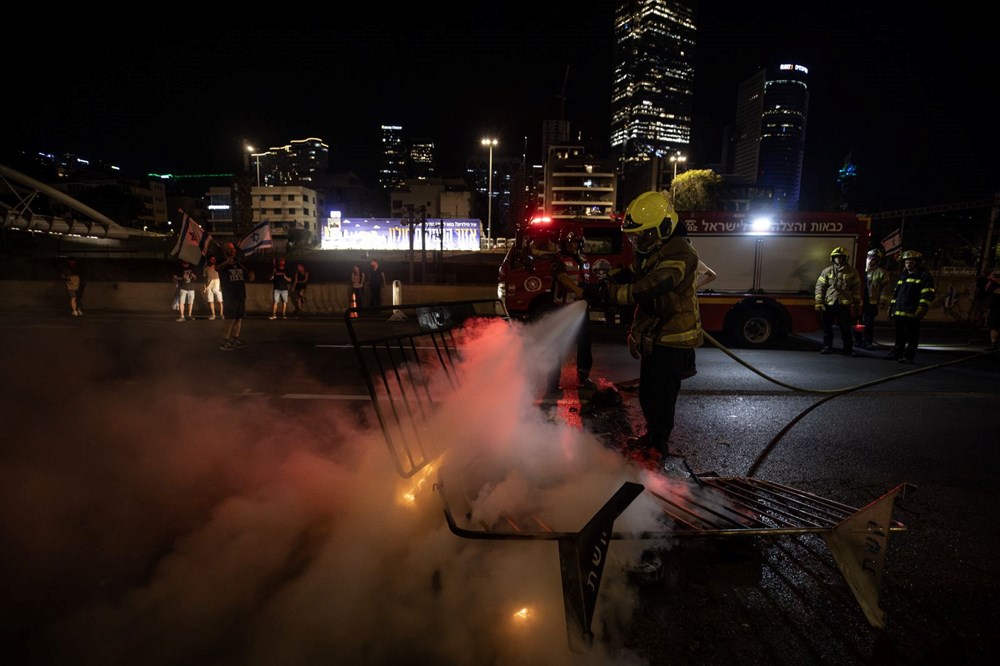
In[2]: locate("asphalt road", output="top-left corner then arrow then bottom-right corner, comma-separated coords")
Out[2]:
1,308 -> 997,665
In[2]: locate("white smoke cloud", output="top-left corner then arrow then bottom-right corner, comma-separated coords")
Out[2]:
1,302 -> 680,665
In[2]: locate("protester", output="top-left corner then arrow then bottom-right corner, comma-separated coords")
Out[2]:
203,256 -> 224,320
367,259 -> 387,308
887,250 -> 936,364
350,264 -> 366,310
269,258 -> 291,320
217,242 -> 254,351
547,226 -> 595,394
814,246 -> 862,356
292,263 -> 309,316
605,190 -> 703,462
61,259 -> 83,316
173,260 -> 199,322
858,248 -> 889,349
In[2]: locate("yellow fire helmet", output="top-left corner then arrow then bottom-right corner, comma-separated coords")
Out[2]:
830,246 -> 849,259
900,250 -> 923,261
623,191 -> 678,254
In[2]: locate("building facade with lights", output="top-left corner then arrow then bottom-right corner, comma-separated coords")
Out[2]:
543,146 -> 617,224
255,137 -> 329,187
207,184 -> 320,247
610,0 -> 696,170
733,64 -> 810,210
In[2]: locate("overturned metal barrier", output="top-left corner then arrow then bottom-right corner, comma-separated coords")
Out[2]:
346,298 -> 913,650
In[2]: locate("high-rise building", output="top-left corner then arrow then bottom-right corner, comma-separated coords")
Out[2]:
409,139 -> 436,180
379,125 -> 407,192
732,69 -> 766,186
466,153 -> 522,237
733,64 -> 810,210
257,137 -> 329,186
610,0 -> 696,171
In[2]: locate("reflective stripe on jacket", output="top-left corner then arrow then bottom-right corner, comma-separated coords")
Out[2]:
889,268 -> 935,317
609,235 -> 703,349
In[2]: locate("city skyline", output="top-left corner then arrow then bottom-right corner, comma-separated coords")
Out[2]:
8,3 -> 997,211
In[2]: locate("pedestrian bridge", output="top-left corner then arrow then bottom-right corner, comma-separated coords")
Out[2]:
0,161 -> 140,240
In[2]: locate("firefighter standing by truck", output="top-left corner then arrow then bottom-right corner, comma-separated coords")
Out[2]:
887,250 -> 936,364
814,246 -> 862,356
548,226 -> 596,394
602,191 -> 703,461
858,247 -> 889,349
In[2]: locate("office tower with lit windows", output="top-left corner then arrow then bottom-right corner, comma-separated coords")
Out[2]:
379,125 -> 407,192
409,139 -> 436,179
254,137 -> 329,186
281,137 -> 328,184
610,0 -> 696,170
733,64 -> 810,210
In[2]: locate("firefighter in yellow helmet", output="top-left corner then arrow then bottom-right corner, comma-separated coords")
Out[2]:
606,191 -> 703,463
887,250 -> 936,364
814,246 -> 862,356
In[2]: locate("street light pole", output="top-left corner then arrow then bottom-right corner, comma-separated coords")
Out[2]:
246,145 -> 263,227
481,137 -> 498,247
670,153 -> 687,179
670,152 -> 687,181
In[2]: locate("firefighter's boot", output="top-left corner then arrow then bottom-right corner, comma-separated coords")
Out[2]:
577,370 -> 596,392
625,432 -> 669,457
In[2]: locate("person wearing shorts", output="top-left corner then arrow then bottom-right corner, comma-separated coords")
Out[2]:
203,256 -> 224,320
174,260 -> 198,321
269,258 -> 291,320
62,259 -> 82,316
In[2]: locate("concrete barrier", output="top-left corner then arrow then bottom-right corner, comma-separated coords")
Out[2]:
0,280 -> 499,316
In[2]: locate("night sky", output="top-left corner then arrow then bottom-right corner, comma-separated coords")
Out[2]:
9,3 -> 997,211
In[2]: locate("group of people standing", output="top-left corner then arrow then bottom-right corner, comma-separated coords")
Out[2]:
814,245 -> 936,364
267,259 -> 309,320
349,259 -> 388,310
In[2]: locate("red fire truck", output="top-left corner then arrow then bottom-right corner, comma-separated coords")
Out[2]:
497,210 -> 871,348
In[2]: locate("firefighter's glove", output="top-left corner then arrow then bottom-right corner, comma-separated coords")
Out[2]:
608,283 -> 629,306
814,303 -> 825,312
915,307 -> 927,320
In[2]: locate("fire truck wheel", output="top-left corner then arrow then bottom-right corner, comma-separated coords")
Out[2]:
732,309 -> 779,348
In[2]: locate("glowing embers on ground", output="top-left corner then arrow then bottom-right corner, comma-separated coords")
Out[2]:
398,457 -> 444,506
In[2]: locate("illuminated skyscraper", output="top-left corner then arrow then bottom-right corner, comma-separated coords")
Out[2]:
610,0 -> 696,170
409,138 -> 436,180
733,64 -> 810,210
379,125 -> 406,191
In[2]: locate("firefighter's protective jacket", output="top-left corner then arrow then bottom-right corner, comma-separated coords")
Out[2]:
889,268 -> 936,318
608,235 -> 703,349
815,263 -> 862,307
865,266 -> 889,306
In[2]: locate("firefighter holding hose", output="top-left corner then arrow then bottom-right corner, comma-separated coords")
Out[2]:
601,191 -> 703,463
